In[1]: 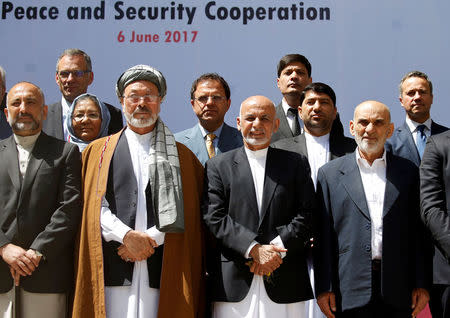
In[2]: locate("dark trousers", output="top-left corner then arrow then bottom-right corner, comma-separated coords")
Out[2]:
340,260 -> 411,318
429,284 -> 450,318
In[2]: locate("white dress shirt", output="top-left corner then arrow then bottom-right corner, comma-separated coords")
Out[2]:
356,149 -> 387,260
304,132 -> 330,189
100,128 -> 165,318
213,147 -> 306,318
14,132 -> 40,178
61,97 -> 71,142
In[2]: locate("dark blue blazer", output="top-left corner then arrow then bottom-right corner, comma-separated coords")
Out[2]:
386,121 -> 448,167
203,147 -> 315,303
175,122 -> 242,165
315,151 -> 431,312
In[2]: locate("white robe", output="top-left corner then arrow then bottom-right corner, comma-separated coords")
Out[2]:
100,129 -> 165,318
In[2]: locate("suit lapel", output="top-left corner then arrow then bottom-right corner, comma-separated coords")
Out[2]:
276,104 -> 293,139
190,125 -> 209,162
20,134 -> 46,199
399,123 -> 420,165
259,148 -> 279,224
217,123 -> 235,154
383,153 -> 400,217
2,136 -> 21,192
295,134 -> 308,158
340,154 -> 371,220
234,148 -> 260,221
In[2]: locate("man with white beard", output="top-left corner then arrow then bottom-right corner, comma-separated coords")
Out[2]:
314,101 -> 431,317
72,65 -> 205,318
203,95 -> 316,318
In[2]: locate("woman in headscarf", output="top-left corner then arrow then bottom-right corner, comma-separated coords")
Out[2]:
66,93 -> 111,151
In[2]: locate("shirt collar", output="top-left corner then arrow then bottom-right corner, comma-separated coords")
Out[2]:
405,116 -> 432,133
14,131 -> 41,148
281,98 -> 297,117
356,148 -> 386,168
244,146 -> 268,159
198,122 -> 224,139
61,96 -> 71,116
304,131 -> 330,145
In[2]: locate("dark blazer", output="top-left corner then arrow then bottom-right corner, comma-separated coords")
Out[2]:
0,110 -> 11,141
271,103 -> 345,144
272,131 -> 356,160
420,130 -> 450,285
0,132 -> 82,293
175,122 -> 243,165
102,130 -> 163,288
42,100 -> 123,140
386,121 -> 448,167
203,147 -> 315,303
315,151 -> 431,312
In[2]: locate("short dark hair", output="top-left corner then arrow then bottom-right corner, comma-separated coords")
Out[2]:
277,54 -> 312,78
299,82 -> 336,107
190,73 -> 230,100
56,48 -> 92,72
399,70 -> 433,96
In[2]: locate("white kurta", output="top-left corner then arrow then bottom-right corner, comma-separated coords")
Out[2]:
304,133 -> 329,318
213,147 -> 306,318
100,128 -> 165,318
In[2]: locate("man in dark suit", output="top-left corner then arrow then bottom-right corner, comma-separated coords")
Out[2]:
0,66 -> 12,140
271,54 -> 343,143
0,82 -> 81,317
386,71 -> 449,317
420,131 -> 450,318
175,73 -> 242,165
315,100 -> 431,318
43,48 -> 122,141
203,95 -> 316,317
386,71 -> 448,166
272,82 -> 355,318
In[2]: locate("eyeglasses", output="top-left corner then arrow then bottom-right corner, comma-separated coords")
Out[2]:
124,94 -> 160,104
72,113 -> 101,122
194,95 -> 227,104
57,70 -> 91,79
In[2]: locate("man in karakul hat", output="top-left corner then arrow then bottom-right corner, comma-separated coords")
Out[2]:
72,65 -> 205,318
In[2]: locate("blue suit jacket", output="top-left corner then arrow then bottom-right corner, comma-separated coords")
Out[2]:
175,122 -> 243,165
386,121 -> 448,167
315,151 -> 432,312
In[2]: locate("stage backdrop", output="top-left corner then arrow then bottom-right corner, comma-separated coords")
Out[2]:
1,0 -> 450,135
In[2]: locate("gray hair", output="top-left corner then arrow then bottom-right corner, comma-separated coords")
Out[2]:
0,65 -> 5,88
115,64 -> 167,100
56,48 -> 92,72
399,71 -> 433,96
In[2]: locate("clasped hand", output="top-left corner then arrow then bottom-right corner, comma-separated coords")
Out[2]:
117,230 -> 157,262
249,244 -> 287,276
0,244 -> 42,286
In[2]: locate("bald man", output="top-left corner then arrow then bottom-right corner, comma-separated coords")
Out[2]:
314,101 -> 431,318
203,96 -> 316,317
0,82 -> 81,317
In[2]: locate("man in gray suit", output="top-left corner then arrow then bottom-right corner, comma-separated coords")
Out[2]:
0,66 -> 12,140
0,82 -> 82,317
315,100 -> 430,317
43,48 -> 123,141
175,73 -> 242,165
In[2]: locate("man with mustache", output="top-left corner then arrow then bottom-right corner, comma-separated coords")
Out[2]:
203,95 -> 316,317
43,48 -> 123,141
175,73 -> 242,165
0,82 -> 82,317
73,65 -> 205,318
314,101 -> 431,317
386,71 -> 449,317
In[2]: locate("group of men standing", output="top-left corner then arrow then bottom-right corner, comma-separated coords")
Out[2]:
0,50 -> 448,318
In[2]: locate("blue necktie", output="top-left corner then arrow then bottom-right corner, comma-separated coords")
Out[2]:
416,125 -> 427,159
